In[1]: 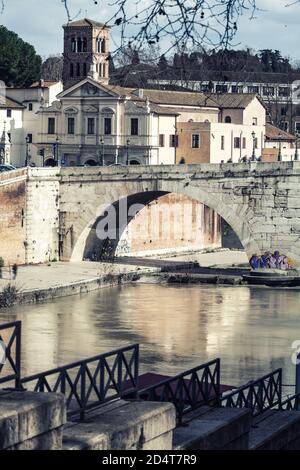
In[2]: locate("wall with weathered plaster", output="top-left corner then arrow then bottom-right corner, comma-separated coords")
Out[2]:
25,169 -> 60,264
0,170 -> 27,265
116,193 -> 221,257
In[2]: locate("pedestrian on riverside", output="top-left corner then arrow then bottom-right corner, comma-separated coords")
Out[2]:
259,254 -> 269,269
249,255 -> 260,270
12,263 -> 18,280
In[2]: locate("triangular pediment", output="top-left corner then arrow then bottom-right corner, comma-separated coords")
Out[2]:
57,78 -> 120,99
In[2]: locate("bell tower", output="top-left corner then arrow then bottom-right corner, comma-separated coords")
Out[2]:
62,18 -> 110,89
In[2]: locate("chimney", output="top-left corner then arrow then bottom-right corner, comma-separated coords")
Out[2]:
138,89 -> 144,99
39,79 -> 45,87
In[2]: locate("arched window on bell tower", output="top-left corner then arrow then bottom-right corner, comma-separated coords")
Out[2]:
77,37 -> 82,52
71,37 -> 76,52
101,39 -> 106,53
96,38 -> 101,53
83,37 -> 87,52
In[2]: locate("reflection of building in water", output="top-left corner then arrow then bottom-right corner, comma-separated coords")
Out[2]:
117,285 -> 251,359
116,193 -> 221,257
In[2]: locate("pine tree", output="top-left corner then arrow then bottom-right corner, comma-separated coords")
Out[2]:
0,26 -> 42,87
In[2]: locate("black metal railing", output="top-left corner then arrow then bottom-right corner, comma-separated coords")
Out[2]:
281,392 -> 300,411
20,344 -> 139,420
137,358 -> 220,425
221,369 -> 282,416
0,321 -> 21,388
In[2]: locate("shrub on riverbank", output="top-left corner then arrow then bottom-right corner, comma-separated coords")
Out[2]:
0,284 -> 18,308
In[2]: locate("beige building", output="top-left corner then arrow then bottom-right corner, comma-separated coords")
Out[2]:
263,123 -> 297,162
176,95 -> 266,164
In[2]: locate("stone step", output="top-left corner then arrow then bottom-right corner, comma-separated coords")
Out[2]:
173,406 -> 251,450
249,409 -> 300,450
0,390 -> 66,450
63,399 -> 176,450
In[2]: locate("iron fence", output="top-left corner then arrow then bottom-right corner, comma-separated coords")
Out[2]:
0,321 -> 21,388
281,392 -> 300,411
137,358 -> 221,425
20,343 -> 139,420
221,369 -> 282,416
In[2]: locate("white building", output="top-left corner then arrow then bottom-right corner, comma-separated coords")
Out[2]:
0,80 -> 62,167
34,78 -> 267,167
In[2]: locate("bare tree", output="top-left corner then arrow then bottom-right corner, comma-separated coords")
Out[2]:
63,0 -> 259,53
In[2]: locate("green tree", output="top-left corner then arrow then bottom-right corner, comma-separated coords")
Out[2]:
0,26 -> 41,87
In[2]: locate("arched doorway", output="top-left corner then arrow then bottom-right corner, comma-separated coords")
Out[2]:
44,158 -> 56,167
84,159 -> 97,166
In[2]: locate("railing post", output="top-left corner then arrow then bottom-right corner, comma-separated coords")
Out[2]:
15,321 -> 22,389
216,358 -> 221,405
296,353 -> 300,410
118,352 -> 123,395
134,344 -> 139,399
278,369 -> 282,409
80,363 -> 86,421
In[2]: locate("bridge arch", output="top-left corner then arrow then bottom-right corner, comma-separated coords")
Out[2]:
69,180 -> 259,262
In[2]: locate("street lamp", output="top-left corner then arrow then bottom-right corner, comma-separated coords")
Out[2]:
126,138 -> 130,165
278,132 -> 282,162
251,131 -> 256,161
55,136 -> 60,166
25,135 -> 31,166
294,135 -> 299,161
100,138 -> 104,166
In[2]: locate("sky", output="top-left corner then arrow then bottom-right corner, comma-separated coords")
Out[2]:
1,0 -> 300,62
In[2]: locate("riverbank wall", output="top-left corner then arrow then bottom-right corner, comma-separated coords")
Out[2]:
0,271 -> 145,308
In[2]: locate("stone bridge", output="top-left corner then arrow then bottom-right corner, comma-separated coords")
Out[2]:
2,162 -> 300,265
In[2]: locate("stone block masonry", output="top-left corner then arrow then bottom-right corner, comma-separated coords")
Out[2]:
3,162 -> 300,266
0,390 -> 66,450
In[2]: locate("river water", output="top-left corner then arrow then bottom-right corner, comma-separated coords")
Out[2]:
0,283 -> 300,389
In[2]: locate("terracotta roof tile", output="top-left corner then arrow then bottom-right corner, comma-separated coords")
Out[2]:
266,123 -> 296,141
0,95 -> 24,109
63,18 -> 109,28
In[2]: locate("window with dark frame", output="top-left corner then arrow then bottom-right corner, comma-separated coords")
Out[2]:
104,117 -> 112,135
27,133 -> 33,143
68,117 -> 75,135
159,134 -> 165,147
48,117 -> 55,134
131,118 -> 139,136
192,134 -> 200,148
7,109 -> 12,118
28,103 -> 33,111
169,134 -> 178,147
221,135 -> 225,150
234,137 -> 241,149
87,118 -> 95,135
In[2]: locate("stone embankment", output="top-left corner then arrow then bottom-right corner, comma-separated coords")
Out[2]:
0,250 -> 249,309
